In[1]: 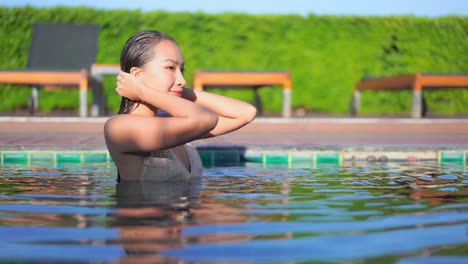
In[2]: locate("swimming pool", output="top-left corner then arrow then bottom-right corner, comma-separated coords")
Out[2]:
0,159 -> 467,263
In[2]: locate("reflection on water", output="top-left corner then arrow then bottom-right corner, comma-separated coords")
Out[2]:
0,161 -> 467,263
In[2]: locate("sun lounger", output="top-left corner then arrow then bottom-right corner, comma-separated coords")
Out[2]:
0,23 -> 100,117
193,70 -> 292,117
352,73 -> 468,118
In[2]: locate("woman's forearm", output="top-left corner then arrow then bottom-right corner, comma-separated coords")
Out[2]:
140,88 -> 214,119
183,88 -> 257,122
182,88 -> 257,137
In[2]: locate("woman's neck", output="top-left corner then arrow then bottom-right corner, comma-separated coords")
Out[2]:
129,102 -> 158,117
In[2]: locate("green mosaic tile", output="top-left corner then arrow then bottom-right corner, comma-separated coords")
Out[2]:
83,152 -> 108,163
291,152 -> 314,162
265,152 -> 290,163
265,162 -> 289,168
30,152 -> 54,162
3,152 -> 28,163
56,162 -> 83,168
316,161 -> 341,168
440,152 -> 465,161
30,160 -> 55,167
316,152 -> 341,162
290,161 -> 314,169
56,152 -> 82,163
243,151 -> 264,162
199,151 -> 213,167
214,151 -> 240,165
440,160 -> 465,167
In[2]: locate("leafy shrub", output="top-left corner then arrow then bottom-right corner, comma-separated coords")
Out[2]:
0,6 -> 466,115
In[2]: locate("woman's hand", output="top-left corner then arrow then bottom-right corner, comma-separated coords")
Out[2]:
116,71 -> 146,101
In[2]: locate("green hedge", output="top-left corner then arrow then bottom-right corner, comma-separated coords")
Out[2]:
1,6 -> 467,115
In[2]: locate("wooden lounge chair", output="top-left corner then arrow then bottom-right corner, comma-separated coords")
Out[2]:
351,73 -> 468,118
193,70 -> 292,117
0,23 -> 100,117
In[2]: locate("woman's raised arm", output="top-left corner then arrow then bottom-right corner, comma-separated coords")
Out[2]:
182,88 -> 257,138
104,72 -> 218,153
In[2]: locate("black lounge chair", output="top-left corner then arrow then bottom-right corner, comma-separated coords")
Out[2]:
0,23 -> 101,117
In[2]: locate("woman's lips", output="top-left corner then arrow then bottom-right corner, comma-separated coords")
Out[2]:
170,91 -> 182,97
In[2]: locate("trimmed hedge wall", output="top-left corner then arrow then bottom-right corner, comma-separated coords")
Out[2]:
1,6 -> 467,115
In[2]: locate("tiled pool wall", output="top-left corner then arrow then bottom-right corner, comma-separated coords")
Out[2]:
0,150 -> 466,167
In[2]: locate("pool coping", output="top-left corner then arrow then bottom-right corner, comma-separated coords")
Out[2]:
1,143 -> 467,151
1,116 -> 468,123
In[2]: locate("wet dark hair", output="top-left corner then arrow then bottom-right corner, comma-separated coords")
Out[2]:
118,30 -> 177,114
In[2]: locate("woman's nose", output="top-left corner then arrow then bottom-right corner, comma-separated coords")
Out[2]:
177,71 -> 186,87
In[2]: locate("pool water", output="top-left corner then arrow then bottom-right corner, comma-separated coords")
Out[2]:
0,160 -> 467,263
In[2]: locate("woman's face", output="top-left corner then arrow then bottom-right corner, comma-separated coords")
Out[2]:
136,40 -> 186,97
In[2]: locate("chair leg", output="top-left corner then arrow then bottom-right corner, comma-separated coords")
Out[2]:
282,89 -> 291,118
411,90 -> 422,118
79,69 -> 88,117
90,77 -> 101,117
102,93 -> 108,115
351,90 -> 360,116
253,87 -> 263,116
29,87 -> 39,115
422,93 -> 428,117
411,73 -> 423,119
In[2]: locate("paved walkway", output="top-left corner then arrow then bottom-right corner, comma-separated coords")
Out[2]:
0,117 -> 467,151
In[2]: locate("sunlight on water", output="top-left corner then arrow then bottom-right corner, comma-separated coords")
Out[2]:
0,160 -> 467,263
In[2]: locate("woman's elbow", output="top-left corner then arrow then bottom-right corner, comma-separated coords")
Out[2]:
192,109 -> 218,133
205,110 -> 219,130
243,104 -> 257,124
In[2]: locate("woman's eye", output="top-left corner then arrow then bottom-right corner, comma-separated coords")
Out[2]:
166,66 -> 175,70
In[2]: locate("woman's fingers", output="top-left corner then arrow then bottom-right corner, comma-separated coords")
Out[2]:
116,79 -> 125,96
115,71 -> 142,100
118,71 -> 133,80
117,71 -> 132,83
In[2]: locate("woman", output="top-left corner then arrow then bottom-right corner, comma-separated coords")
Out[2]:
104,30 -> 256,181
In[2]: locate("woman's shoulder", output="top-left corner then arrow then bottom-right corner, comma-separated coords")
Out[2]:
104,114 -> 150,134
104,114 -> 125,137
104,114 -> 145,142
104,114 -> 168,153
105,114 -> 126,126
105,114 -> 136,125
